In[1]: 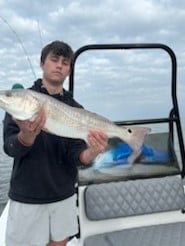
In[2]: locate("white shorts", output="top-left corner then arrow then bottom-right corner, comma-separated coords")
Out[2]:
6,194 -> 78,246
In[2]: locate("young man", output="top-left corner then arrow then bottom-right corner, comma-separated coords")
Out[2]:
3,40 -> 108,246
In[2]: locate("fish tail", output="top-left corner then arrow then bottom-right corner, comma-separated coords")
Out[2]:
121,127 -> 151,164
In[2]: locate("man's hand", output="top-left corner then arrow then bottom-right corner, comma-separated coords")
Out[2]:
80,129 -> 108,165
15,108 -> 46,146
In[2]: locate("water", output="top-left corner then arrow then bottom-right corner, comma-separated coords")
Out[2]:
0,120 -> 185,208
0,123 -> 12,205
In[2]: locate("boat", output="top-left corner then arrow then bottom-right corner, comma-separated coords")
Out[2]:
1,43 -> 185,246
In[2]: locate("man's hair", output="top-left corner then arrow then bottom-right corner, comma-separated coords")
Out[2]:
40,40 -> 74,64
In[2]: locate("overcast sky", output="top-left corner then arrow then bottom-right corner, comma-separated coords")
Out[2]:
0,0 -> 184,122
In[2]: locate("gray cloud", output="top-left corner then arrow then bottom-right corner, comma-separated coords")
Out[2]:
0,0 -> 184,121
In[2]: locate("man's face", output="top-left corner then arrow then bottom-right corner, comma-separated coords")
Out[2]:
40,52 -> 71,85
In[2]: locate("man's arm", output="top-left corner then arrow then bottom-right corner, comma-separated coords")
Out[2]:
15,108 -> 46,146
3,109 -> 45,158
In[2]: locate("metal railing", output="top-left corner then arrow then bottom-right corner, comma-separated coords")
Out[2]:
69,43 -> 185,177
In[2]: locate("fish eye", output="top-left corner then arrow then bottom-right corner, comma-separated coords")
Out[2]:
6,91 -> 12,97
128,128 -> 132,133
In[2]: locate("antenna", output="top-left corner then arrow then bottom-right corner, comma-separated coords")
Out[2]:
0,15 -> 37,79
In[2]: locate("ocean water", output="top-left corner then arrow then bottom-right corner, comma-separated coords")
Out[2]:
0,120 -> 185,205
0,123 -> 12,204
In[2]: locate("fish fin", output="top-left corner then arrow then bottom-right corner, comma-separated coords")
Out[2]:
29,114 -> 38,122
122,127 -> 151,163
107,137 -> 124,149
127,149 -> 142,164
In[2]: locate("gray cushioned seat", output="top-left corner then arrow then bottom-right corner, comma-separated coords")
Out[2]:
85,176 -> 185,220
83,176 -> 185,246
84,222 -> 185,246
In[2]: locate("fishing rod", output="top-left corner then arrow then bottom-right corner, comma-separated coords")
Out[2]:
36,18 -> 43,50
0,15 -> 37,79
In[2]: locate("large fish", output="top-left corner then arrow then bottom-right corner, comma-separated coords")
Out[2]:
0,89 -> 150,163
